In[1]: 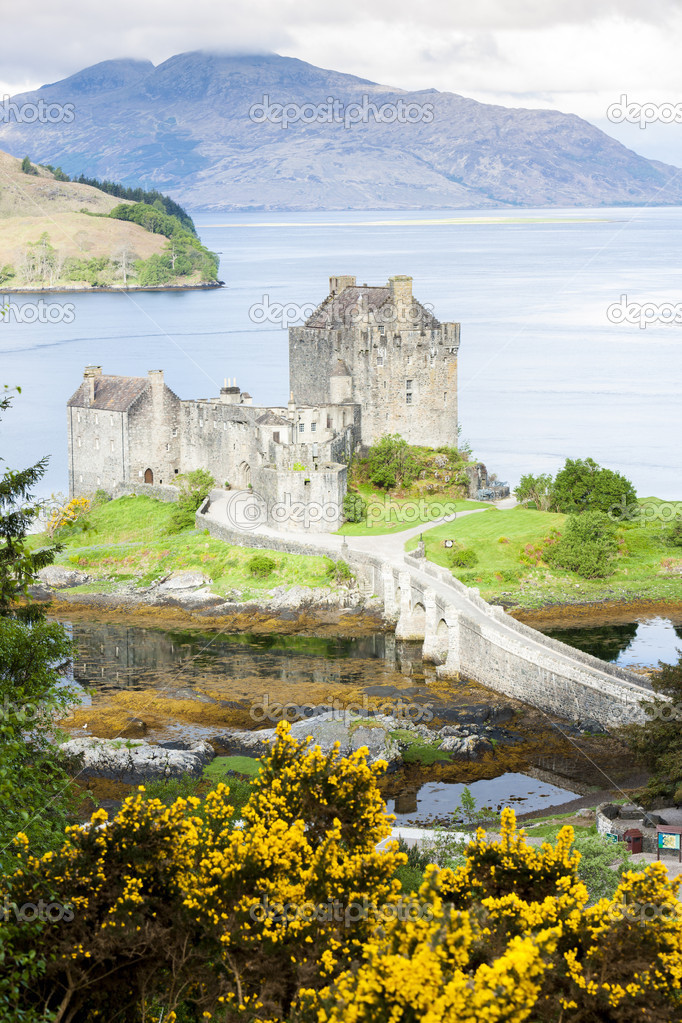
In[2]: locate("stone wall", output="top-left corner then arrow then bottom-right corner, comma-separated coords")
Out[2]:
68,406 -> 128,496
112,481 -> 179,503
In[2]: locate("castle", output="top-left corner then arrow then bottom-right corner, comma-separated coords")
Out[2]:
67,275 -> 461,531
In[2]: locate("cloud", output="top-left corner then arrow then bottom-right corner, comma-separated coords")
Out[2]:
2,0 -> 682,164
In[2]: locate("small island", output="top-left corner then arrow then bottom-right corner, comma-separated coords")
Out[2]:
0,151 -> 221,291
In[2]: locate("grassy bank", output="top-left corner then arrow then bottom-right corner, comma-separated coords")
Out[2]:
34,495 -> 337,598
337,486 -> 491,535
406,501 -> 682,609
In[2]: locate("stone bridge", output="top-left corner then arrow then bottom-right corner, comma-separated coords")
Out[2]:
198,491 -> 652,730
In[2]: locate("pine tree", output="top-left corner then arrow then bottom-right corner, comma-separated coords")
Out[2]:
0,386 -> 61,620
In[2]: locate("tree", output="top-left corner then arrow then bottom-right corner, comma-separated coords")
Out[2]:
0,388 -> 61,621
367,434 -> 421,490
544,510 -> 619,578
20,155 -> 36,175
550,456 -> 636,515
0,387 -> 78,874
168,468 -> 215,531
514,472 -> 553,510
621,652 -> 682,806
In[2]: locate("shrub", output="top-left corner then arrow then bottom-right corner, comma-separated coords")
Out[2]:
3,731 -> 682,1022
342,491 -> 367,523
168,468 -> 215,533
449,546 -> 478,568
664,518 -> 682,547
247,553 -> 276,578
326,558 -> 354,584
551,456 -> 636,514
367,434 -> 422,489
545,511 -> 619,578
46,495 -> 91,537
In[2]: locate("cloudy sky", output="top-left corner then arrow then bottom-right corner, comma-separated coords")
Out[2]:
3,0 -> 682,164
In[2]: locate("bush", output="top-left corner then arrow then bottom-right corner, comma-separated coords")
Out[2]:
449,546 -> 478,568
551,456 -> 636,514
326,558 -> 354,584
3,729 -> 682,1022
247,554 -> 276,578
664,519 -> 682,547
545,511 -> 619,578
367,434 -> 422,489
343,491 -> 367,523
168,468 -> 215,533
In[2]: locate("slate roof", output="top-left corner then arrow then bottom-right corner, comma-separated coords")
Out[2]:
67,375 -> 148,411
304,285 -> 440,329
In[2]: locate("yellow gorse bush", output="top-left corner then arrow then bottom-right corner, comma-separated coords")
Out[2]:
46,495 -> 91,536
1,723 -> 681,1022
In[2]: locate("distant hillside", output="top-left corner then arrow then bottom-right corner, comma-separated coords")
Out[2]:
1,52 -> 681,211
0,151 -> 219,290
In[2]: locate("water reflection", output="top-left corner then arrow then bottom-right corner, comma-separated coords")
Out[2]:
545,616 -> 682,668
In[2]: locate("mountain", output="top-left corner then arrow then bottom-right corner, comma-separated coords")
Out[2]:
1,51 -> 681,212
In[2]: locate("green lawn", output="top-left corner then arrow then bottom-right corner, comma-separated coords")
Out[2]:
337,485 -> 492,536
406,502 -> 682,609
33,495 -> 337,597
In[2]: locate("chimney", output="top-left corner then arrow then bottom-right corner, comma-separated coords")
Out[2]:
388,276 -> 413,329
148,369 -> 164,389
220,377 -> 242,404
287,391 -> 296,420
329,275 -> 356,297
83,365 -> 102,405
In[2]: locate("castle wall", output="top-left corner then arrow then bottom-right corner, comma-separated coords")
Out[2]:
68,406 -> 128,496
257,464 -> 347,532
126,377 -> 183,487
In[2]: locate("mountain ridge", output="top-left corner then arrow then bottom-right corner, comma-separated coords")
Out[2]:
2,50 -> 681,212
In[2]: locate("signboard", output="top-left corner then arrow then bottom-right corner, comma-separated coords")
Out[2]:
604,832 -> 619,844
656,826 -> 682,862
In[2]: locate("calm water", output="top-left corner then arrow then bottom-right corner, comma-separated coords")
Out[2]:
2,206 -> 681,499
386,772 -> 580,827
545,615 -> 682,668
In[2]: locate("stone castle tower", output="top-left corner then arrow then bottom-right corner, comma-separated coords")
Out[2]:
289,275 -> 460,447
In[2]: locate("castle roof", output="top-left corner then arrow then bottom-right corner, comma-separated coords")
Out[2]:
67,375 -> 148,411
256,411 -> 290,426
304,285 -> 440,330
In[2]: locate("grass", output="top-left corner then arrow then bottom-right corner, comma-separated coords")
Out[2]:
337,484 -> 492,536
406,501 -> 682,609
203,755 -> 261,781
34,495 -> 338,598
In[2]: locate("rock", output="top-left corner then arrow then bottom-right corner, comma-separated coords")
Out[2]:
157,571 -> 212,591
439,734 -> 493,760
600,803 -> 620,820
37,565 -> 89,588
119,716 -> 148,738
643,813 -> 668,827
214,711 -> 401,770
60,737 -> 215,785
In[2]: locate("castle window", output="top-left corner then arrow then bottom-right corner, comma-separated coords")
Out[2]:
79,474 -> 83,483
77,437 -> 82,448
383,381 -> 387,389
172,428 -> 178,437
77,412 -> 81,423
95,438 -> 100,451
299,423 -> 304,433
311,422 -> 317,433
377,356 -> 384,366
378,326 -> 384,335
110,416 -> 114,426
444,392 -> 447,402
406,393 -> 413,405
94,414 -> 99,425
97,477 -> 101,486
327,415 -> 331,429
166,443 -> 170,451
174,468 -> 179,474
406,379 -> 413,389
273,431 -> 280,443
110,440 -> 115,453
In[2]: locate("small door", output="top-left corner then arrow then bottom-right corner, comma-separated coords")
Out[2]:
144,468 -> 153,484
